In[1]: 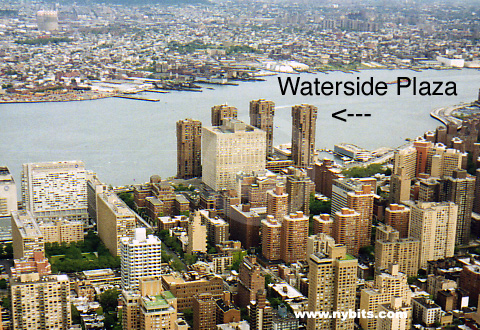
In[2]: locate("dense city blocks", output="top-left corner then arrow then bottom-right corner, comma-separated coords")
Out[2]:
0,0 -> 480,329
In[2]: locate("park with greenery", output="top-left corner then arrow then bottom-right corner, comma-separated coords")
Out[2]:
342,163 -> 391,178
309,195 -> 331,215
45,231 -> 120,273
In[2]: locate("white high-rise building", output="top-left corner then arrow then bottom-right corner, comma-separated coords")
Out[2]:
393,147 -> 417,180
202,119 -> 266,191
0,166 -> 17,217
36,10 -> 59,31
86,172 -> 107,225
120,228 -> 162,292
22,161 -> 88,223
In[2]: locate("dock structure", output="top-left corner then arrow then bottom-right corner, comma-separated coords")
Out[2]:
196,80 -> 239,86
145,89 -> 170,94
113,95 -> 160,102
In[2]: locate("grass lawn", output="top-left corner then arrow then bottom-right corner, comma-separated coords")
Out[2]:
50,252 -> 97,263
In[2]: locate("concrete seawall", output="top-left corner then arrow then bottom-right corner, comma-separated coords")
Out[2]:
430,103 -> 470,128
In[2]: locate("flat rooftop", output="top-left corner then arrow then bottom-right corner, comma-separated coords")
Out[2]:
0,166 -> 14,183
271,283 -> 304,300
99,192 -> 135,216
24,160 -> 85,171
11,210 -> 43,239
142,291 -> 175,309
205,119 -> 259,134
82,269 -> 115,278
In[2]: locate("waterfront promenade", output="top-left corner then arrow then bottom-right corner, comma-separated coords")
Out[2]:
430,103 -> 470,127
342,100 -> 479,169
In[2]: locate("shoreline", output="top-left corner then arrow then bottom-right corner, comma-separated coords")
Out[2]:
1,69 -> 477,190
339,100 -> 480,169
0,95 -> 111,104
429,103 -> 471,127
1,67 -> 476,105
0,92 -> 113,104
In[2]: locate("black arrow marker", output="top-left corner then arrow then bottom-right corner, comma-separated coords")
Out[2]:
332,109 -> 371,122
332,109 -> 347,122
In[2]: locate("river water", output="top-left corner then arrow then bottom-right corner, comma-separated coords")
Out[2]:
0,69 -> 478,187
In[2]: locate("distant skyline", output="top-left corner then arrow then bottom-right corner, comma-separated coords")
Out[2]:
25,0 -> 480,8
29,0 -> 209,6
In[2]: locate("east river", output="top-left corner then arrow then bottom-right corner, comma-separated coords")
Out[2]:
1,69 -> 479,187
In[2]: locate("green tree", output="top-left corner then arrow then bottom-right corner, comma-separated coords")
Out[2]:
184,253 -> 197,265
268,297 -> 282,308
104,312 -> 117,330
118,192 -> 135,210
173,184 -> 195,192
46,231 -> 120,273
65,246 -> 82,259
99,288 -> 120,314
231,251 -> 247,271
158,230 -> 170,241
71,304 -> 81,325
264,274 -> 272,289
359,245 -> 374,260
418,269 -> 427,278
309,194 -> 331,215
2,296 -> 11,311
113,310 -> 122,330
183,308 -> 193,326
4,243 -> 13,258
240,307 -> 250,322
342,163 -> 388,178
84,230 -> 101,252
171,259 -> 185,272
161,251 -> 172,263
0,279 -> 7,290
